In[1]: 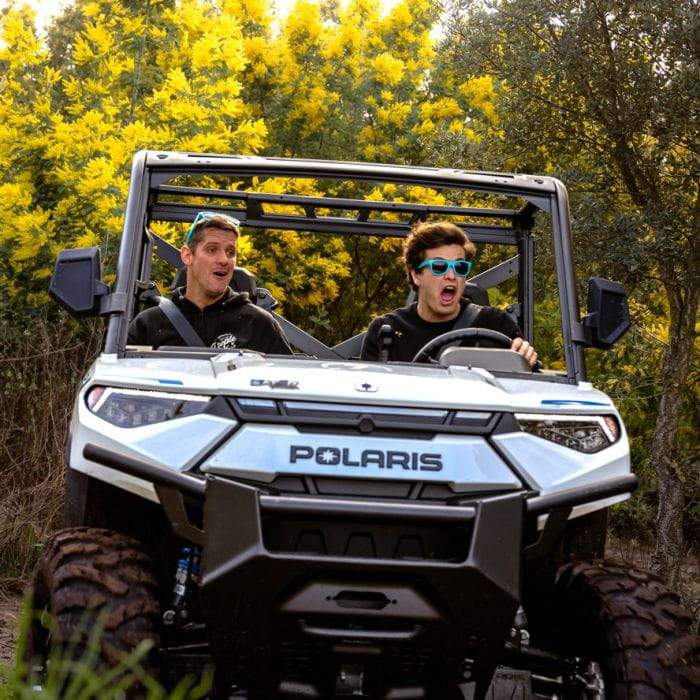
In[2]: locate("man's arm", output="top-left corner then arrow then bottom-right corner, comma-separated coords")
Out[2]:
267,318 -> 294,354
127,311 -> 151,346
251,310 -> 294,355
360,318 -> 383,361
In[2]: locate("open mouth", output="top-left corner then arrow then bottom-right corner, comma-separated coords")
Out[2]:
213,270 -> 228,279
440,285 -> 457,304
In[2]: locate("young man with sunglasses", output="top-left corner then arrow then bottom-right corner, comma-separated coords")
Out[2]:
360,221 -> 538,365
128,212 -> 293,354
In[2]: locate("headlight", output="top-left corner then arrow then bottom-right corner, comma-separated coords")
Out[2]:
86,386 -> 210,428
514,413 -> 620,454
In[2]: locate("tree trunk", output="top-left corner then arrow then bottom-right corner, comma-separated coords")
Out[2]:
650,274 -> 699,588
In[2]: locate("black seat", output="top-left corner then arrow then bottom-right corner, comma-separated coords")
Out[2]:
463,281 -> 490,306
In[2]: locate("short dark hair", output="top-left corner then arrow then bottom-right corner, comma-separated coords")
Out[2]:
404,221 -> 476,289
187,214 -> 239,250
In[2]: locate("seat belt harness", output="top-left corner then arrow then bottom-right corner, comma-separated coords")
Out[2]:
157,297 -> 206,347
452,303 -> 482,331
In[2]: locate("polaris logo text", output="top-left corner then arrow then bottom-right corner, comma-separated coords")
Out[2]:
289,446 -> 442,471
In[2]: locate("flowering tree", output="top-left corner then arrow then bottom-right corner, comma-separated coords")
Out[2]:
0,0 -> 490,336
229,0 -> 493,336
0,0 -> 265,307
0,0 -> 492,337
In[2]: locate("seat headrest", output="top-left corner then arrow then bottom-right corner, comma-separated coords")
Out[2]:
464,281 -> 489,306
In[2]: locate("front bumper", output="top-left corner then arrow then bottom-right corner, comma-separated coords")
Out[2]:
84,442 -> 636,699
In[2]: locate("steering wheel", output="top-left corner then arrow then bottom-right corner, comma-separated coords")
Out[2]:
412,328 -> 513,363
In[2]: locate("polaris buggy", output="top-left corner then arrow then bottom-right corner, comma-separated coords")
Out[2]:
31,151 -> 699,698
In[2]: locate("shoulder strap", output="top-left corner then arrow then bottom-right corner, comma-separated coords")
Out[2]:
157,297 -> 206,347
451,302 -> 482,331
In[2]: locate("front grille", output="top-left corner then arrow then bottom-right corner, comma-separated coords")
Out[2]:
262,515 -> 472,561
231,397 -> 499,436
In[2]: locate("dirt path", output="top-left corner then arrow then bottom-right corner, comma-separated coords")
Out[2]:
0,592 -> 22,667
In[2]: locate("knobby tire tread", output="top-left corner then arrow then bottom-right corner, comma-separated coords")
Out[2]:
555,560 -> 700,699
29,526 -> 160,668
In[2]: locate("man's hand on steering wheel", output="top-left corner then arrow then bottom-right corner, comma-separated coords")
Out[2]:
510,337 -> 538,368
411,327 -> 539,367
412,328 -> 512,363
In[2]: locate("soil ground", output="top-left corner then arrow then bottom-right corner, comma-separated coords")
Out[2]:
0,589 -> 21,668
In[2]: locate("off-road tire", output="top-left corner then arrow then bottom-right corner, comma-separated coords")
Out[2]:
554,560 -> 700,698
26,527 -> 160,690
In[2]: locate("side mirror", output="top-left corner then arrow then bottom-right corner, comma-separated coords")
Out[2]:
582,278 -> 630,349
49,247 -> 110,317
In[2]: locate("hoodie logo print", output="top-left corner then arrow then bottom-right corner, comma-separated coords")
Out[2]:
212,333 -> 238,349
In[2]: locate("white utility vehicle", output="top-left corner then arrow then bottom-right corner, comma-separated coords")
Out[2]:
32,151 -> 699,699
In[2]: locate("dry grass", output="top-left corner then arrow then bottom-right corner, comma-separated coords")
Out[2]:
0,312 -> 102,591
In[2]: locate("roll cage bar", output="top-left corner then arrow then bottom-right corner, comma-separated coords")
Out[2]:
104,151 -> 586,382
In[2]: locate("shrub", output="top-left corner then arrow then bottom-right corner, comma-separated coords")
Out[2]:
0,311 -> 102,587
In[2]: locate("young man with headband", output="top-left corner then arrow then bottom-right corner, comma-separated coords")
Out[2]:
360,221 -> 537,365
128,212 -> 293,354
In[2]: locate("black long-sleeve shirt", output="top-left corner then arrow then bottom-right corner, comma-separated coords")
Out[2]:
360,301 -> 521,362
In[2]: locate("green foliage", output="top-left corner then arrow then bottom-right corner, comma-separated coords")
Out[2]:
444,0 -> 698,288
1,597 -> 211,698
442,0 -> 700,562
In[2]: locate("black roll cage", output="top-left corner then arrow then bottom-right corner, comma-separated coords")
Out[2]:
103,150 -> 587,383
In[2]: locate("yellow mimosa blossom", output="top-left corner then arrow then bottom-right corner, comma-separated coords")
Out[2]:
414,118 -> 435,136
460,76 -> 498,123
0,0 -> 492,316
372,53 -> 405,85
377,102 -> 412,127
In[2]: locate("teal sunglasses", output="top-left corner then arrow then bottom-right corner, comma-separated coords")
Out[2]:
185,211 -> 240,245
417,258 -> 472,277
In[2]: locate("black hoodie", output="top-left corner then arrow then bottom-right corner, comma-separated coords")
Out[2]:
127,287 -> 293,354
360,300 -> 521,362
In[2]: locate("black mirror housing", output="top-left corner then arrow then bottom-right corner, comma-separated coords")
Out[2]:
583,278 -> 631,349
49,247 -> 109,317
